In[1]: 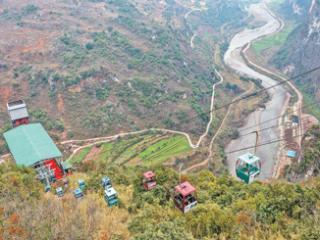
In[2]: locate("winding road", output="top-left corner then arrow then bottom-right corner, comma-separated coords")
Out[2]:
0,1 -> 298,180
62,3 -> 220,162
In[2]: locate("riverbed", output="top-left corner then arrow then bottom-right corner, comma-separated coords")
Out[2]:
224,3 -> 288,180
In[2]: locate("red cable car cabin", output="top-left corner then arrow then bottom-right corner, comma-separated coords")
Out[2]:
143,171 -> 157,190
174,181 -> 197,213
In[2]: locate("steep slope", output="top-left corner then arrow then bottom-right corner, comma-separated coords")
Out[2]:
272,0 -> 320,111
0,162 -> 319,240
0,0 -> 248,144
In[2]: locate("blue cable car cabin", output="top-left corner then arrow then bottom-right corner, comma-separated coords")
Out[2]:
56,187 -> 64,197
236,153 -> 261,184
102,176 -> 112,189
78,179 -> 86,190
104,187 -> 118,207
73,188 -> 84,199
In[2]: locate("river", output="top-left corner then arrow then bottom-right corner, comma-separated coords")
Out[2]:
224,3 -> 288,180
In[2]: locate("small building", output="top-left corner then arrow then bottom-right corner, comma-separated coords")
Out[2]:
287,150 -> 297,159
7,100 -> 29,127
3,123 -> 64,180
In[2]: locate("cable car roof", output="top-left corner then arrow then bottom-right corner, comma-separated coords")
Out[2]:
175,181 -> 196,197
105,187 -> 117,197
238,153 -> 260,164
143,171 -> 155,179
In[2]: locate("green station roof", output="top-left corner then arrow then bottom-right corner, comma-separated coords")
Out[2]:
3,123 -> 62,167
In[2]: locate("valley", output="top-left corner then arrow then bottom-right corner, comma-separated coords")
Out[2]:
0,1 -> 320,239
1,0 -> 317,179
225,2 -> 288,179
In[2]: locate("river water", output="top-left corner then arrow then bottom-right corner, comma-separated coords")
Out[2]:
224,3 -> 288,180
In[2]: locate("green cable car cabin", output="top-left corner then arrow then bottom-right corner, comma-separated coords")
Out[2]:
236,153 -> 261,184
104,187 -> 118,207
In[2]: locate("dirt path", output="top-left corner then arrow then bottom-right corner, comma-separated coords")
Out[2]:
309,0 -> 317,13
190,33 -> 197,49
183,82 -> 255,173
83,146 -> 102,163
240,6 -> 319,178
62,4 -> 222,162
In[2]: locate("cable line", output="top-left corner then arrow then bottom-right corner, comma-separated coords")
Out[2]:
212,65 -> 320,111
238,103 -> 318,137
237,100 -> 319,134
176,65 -> 320,124
225,133 -> 305,154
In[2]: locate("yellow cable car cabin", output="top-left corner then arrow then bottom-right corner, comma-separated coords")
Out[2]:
236,153 -> 261,184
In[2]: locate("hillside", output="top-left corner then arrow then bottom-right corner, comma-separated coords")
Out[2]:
271,0 -> 320,118
1,1 -> 320,239
1,161 -> 319,240
0,0 -> 248,142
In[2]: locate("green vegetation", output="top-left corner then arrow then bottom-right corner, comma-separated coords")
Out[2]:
138,135 -> 190,166
70,134 -> 191,167
21,4 -> 39,16
286,125 -> 320,178
1,162 -> 319,239
252,25 -> 294,55
69,147 -> 91,164
30,110 -> 64,133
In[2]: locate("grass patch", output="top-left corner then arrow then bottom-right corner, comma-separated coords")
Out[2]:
71,134 -> 192,168
302,92 -> 320,120
69,147 -> 91,164
96,143 -> 113,163
138,135 -> 191,166
252,24 -> 294,55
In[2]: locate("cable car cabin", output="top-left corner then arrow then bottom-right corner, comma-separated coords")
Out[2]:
73,188 -> 84,199
45,185 -> 51,192
102,176 -> 112,189
143,171 -> 157,191
174,181 -> 197,213
7,100 -> 29,127
236,153 -> 261,184
104,187 -> 118,207
56,187 -> 64,197
78,179 -> 86,190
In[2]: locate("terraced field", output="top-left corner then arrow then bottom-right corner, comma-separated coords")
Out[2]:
69,134 -> 191,167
